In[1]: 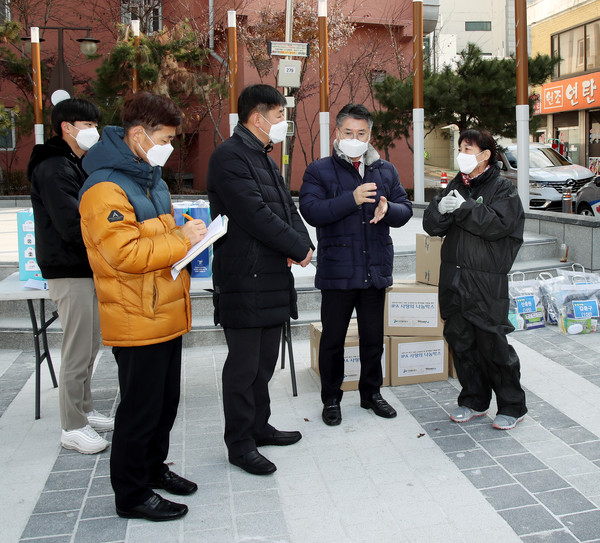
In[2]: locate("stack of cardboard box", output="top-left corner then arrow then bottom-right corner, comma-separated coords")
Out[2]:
309,233 -> 457,390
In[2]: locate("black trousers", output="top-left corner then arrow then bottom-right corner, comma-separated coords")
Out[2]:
110,336 -> 182,509
319,287 -> 385,403
444,313 -> 527,418
222,326 -> 281,458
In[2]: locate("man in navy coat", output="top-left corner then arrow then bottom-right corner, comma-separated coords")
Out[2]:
300,104 -> 413,426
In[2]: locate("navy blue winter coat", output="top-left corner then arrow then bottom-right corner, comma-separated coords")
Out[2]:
299,144 -> 413,290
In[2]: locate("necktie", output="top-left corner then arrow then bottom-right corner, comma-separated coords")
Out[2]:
352,161 -> 361,171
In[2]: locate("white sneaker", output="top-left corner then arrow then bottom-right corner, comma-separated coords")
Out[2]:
86,409 -> 114,432
61,425 -> 109,454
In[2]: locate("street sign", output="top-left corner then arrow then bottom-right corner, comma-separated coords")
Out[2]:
268,41 -> 310,58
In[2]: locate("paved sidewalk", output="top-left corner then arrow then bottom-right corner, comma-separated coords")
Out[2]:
1,325 -> 600,542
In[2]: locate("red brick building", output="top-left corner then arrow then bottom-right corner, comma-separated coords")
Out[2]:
1,0 -> 416,192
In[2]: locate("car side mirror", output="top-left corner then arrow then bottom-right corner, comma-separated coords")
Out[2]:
497,160 -> 505,170
595,176 -> 600,187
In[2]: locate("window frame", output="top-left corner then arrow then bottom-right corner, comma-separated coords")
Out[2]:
465,21 -> 492,32
0,109 -> 16,152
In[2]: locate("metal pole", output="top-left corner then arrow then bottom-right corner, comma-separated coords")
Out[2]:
57,28 -> 65,91
515,0 -> 530,209
31,27 -> 44,145
280,0 -> 293,183
227,10 -> 238,136
318,0 -> 330,158
131,20 -> 140,93
412,0 -> 425,203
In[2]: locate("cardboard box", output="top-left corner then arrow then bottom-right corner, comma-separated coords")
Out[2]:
384,281 -> 443,337
17,209 -> 44,281
310,322 -> 389,391
448,348 -> 458,379
388,336 -> 448,386
416,233 -> 442,286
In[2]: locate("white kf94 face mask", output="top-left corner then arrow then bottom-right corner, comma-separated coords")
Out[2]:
338,137 -> 368,158
69,124 -> 100,151
261,115 -> 288,144
139,129 -> 174,167
456,151 -> 484,175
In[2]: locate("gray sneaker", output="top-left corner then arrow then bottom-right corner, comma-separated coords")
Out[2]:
450,406 -> 487,423
492,414 -> 525,430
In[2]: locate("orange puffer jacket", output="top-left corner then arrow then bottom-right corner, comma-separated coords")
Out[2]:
80,181 -> 191,346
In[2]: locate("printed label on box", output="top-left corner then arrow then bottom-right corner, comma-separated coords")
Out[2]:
388,292 -> 438,328
397,339 -> 444,377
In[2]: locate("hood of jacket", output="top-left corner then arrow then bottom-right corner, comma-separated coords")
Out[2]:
27,136 -> 81,181
333,139 -> 380,167
82,125 -> 162,189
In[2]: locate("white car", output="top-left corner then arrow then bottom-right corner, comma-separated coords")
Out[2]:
574,176 -> 600,217
497,143 -> 596,211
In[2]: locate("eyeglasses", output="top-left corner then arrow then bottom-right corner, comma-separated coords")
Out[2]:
338,129 -> 370,140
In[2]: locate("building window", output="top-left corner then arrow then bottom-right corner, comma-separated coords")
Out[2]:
0,109 -> 16,151
0,0 -> 10,23
586,21 -> 600,70
121,0 -> 162,34
553,19 -> 600,77
465,22 -> 491,32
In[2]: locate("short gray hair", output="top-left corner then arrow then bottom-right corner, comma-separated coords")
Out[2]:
336,103 -> 373,130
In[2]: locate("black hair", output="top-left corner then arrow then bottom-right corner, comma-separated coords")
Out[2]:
122,92 -> 182,133
238,84 -> 286,124
336,103 -> 373,129
458,129 -> 497,163
51,98 -> 102,136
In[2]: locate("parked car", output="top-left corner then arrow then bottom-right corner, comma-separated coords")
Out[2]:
574,176 -> 600,217
497,143 -> 596,211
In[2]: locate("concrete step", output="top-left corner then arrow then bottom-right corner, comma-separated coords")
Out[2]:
0,230 -> 571,348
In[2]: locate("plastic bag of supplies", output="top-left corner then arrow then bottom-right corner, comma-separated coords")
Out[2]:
508,273 -> 545,331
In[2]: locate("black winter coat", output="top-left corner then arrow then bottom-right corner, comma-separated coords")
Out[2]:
207,124 -> 313,329
28,136 -> 93,279
422,165 -> 524,332
300,144 -> 412,290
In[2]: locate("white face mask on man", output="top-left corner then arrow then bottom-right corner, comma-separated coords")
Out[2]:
338,137 -> 369,158
68,124 -> 100,151
456,151 -> 485,175
260,115 -> 288,144
138,129 -> 174,167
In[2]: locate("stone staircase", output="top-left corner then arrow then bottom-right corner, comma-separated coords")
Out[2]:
0,227 -> 572,350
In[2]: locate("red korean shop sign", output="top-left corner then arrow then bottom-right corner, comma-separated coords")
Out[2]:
540,73 -> 599,114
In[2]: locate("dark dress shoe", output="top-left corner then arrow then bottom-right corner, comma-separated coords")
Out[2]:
116,492 -> 188,521
255,429 -> 302,447
229,449 -> 277,475
360,393 -> 397,418
149,470 -> 198,496
322,398 -> 342,426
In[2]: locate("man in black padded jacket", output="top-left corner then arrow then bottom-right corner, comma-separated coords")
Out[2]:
29,97 -> 114,454
207,85 -> 314,475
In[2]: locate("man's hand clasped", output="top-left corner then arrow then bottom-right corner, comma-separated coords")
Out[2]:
353,183 -> 388,224
288,248 -> 314,268
181,219 -> 208,245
